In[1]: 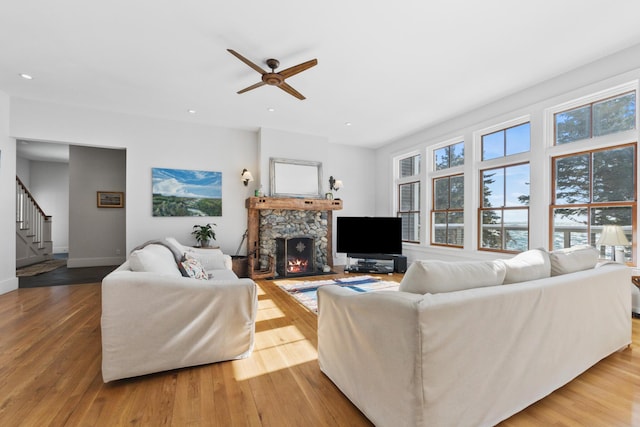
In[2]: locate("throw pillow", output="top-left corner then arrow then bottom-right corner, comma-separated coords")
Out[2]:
399,259 -> 506,294
549,245 -> 599,276
129,244 -> 182,277
184,247 -> 227,271
499,249 -> 550,284
181,256 -> 208,280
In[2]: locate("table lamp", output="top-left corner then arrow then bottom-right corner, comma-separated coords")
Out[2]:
596,225 -> 630,262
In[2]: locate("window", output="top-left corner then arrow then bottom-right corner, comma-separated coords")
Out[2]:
482,122 -> 530,160
551,144 -> 636,260
430,141 -> 464,247
397,154 -> 420,242
399,154 -> 420,178
480,163 -> 530,252
434,142 -> 464,170
432,174 -> 464,246
555,91 -> 636,145
478,121 -> 530,252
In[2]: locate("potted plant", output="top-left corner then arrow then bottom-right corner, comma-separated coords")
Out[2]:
191,223 -> 217,247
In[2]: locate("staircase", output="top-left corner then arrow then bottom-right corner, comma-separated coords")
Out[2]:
16,177 -> 53,268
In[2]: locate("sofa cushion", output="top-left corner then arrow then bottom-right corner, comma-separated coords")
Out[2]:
181,256 -> 208,280
399,260 -> 506,294
549,245 -> 599,276
500,249 -> 550,284
129,244 -> 182,277
184,247 -> 228,271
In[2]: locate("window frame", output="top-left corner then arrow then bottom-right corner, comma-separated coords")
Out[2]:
431,173 -> 464,248
549,142 -> 637,261
553,90 -> 636,146
395,152 -> 422,244
478,161 -> 531,253
476,118 -> 531,254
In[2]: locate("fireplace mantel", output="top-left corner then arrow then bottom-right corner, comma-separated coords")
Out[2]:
245,197 -> 343,279
246,197 -> 342,211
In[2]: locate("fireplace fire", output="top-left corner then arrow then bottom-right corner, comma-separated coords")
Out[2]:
276,237 -> 315,277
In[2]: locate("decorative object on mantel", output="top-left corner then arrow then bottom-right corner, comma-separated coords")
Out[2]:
97,191 -> 124,208
270,158 -> 323,199
596,225 -> 630,262
191,223 -> 217,248
241,169 -> 254,186
152,167 -> 222,217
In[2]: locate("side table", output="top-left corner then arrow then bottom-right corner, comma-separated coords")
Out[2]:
631,275 -> 640,318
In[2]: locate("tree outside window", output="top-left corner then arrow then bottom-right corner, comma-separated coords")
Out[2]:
551,144 -> 635,261
555,92 -> 636,145
432,174 -> 463,246
480,163 -> 530,252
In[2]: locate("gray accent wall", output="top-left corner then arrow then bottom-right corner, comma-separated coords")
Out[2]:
68,145 -> 126,267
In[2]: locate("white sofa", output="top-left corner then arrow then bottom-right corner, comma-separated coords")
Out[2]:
318,247 -> 631,427
101,238 -> 257,382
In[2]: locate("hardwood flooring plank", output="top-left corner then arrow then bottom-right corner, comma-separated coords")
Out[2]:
0,274 -> 639,426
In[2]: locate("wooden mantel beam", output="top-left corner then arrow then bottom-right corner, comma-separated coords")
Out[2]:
246,197 -> 343,211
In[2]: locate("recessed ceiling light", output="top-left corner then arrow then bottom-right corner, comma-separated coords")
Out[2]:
19,73 -> 33,80
267,107 -> 275,112
344,122 -> 352,126
187,109 -> 196,114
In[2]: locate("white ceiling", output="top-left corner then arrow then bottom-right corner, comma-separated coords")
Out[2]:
4,0 -> 640,151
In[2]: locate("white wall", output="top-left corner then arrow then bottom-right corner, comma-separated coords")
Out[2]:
258,127 -> 329,194
10,99 -> 260,255
0,91 -> 18,294
376,43 -> 640,264
257,128 -> 377,264
16,156 -> 30,186
29,160 -> 69,253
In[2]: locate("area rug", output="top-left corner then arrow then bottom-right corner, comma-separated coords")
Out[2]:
275,275 -> 400,314
16,259 -> 67,277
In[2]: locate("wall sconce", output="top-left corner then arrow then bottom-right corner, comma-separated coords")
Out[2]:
596,225 -> 630,262
241,169 -> 254,186
329,176 -> 343,191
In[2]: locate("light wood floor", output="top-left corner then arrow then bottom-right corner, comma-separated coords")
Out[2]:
0,274 -> 639,426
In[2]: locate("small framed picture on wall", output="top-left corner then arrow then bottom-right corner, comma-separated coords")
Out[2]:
97,191 -> 124,208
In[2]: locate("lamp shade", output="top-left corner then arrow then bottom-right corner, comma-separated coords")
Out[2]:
596,225 -> 630,246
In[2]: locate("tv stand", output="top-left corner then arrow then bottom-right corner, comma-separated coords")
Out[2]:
345,256 -> 394,274
344,253 -> 408,274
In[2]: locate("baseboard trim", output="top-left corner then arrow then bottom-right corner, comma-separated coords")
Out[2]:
67,257 -> 124,268
0,276 -> 19,295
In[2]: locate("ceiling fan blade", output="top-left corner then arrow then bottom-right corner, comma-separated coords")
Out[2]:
279,58 -> 318,79
227,49 -> 267,75
237,81 -> 266,94
278,82 -> 306,100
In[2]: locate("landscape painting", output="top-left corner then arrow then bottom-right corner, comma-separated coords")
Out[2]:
152,167 -> 222,217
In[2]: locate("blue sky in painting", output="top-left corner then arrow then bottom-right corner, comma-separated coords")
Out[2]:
152,168 -> 222,198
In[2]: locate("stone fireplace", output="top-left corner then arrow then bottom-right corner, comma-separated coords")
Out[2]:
276,236 -> 316,277
245,197 -> 343,279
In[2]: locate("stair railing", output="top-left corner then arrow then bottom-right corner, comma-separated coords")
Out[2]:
16,177 -> 51,250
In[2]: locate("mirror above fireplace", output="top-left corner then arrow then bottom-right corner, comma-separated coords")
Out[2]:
269,158 -> 323,199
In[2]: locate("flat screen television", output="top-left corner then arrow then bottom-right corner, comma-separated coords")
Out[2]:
336,216 -> 402,258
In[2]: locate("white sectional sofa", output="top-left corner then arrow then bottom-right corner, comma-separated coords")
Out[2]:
318,246 -> 631,427
101,238 -> 257,382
